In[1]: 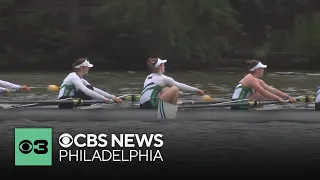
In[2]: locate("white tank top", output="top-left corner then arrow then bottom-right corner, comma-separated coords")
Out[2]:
139,73 -> 199,104
316,87 -> 320,103
58,72 -> 115,100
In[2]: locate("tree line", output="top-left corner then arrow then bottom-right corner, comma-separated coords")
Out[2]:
0,0 -> 319,71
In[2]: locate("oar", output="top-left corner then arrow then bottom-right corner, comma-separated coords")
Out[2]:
261,95 -> 310,108
177,98 -> 249,105
2,94 -> 141,108
7,98 -> 75,108
131,98 -> 249,107
180,92 -> 197,96
8,98 -> 117,109
178,100 -> 265,109
179,95 -> 313,106
262,95 -> 296,107
179,95 -> 306,109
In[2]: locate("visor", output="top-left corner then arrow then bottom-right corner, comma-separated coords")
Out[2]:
249,61 -> 267,71
154,58 -> 167,68
75,60 -> 93,68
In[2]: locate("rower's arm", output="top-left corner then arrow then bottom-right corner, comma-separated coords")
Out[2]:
0,80 -> 21,89
93,87 -> 116,99
81,79 -> 116,99
163,76 -> 199,92
258,80 -> 289,99
72,79 -> 106,100
250,79 -> 282,101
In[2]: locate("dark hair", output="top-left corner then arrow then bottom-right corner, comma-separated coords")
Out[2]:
72,58 -> 87,71
245,60 -> 259,71
147,57 -> 158,72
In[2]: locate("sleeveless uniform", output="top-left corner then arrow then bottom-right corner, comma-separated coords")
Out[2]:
0,80 -> 21,92
140,73 -> 199,109
316,86 -> 320,110
231,81 -> 256,110
58,72 -> 115,108
232,81 -> 256,100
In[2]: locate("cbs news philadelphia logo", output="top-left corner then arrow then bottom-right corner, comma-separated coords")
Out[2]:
15,128 -> 52,166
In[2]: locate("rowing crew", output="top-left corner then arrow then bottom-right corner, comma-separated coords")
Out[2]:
1,58 -> 318,110
55,58 -> 204,109
139,58 -> 298,110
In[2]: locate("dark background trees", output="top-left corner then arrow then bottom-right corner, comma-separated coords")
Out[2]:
0,0 -> 319,70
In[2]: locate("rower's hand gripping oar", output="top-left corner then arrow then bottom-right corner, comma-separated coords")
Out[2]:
263,95 -> 311,107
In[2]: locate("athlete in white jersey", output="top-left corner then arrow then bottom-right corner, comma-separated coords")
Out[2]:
316,86 -> 320,110
231,60 -> 296,109
58,58 -> 122,108
140,58 -> 204,109
0,80 -> 29,95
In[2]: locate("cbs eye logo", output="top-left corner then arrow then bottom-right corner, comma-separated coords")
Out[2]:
19,139 -> 48,154
59,133 -> 73,148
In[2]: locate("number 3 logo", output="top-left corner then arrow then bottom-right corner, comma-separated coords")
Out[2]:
34,140 -> 48,154
19,140 -> 48,154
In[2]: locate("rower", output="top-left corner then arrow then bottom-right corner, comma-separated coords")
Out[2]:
231,60 -> 296,110
316,86 -> 320,110
0,80 -> 30,95
57,58 -> 122,109
140,58 -> 204,118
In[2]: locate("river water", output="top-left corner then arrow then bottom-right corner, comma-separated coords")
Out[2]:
1,70 -> 320,101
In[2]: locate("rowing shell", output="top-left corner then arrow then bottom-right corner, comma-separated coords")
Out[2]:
0,95 -> 317,120
0,107 -> 318,122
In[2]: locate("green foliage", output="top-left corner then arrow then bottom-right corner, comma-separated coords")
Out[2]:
91,0 -> 147,32
91,0 -> 242,63
291,13 -> 320,58
0,0 -> 319,69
